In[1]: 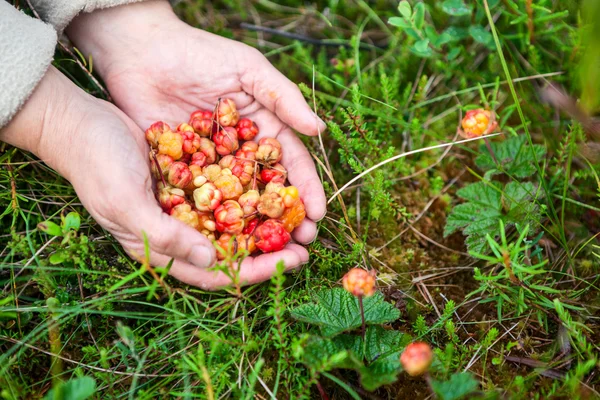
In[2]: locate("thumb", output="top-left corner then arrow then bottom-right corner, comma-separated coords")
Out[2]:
242,51 -> 326,136
129,199 -> 216,269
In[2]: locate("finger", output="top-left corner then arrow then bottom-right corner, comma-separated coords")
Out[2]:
153,243 -> 308,290
124,193 -> 216,269
241,51 -> 326,137
292,219 -> 318,244
277,129 -> 327,221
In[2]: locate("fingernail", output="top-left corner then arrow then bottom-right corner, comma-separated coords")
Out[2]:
187,245 -> 214,268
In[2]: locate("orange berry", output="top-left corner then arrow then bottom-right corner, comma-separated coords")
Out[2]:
258,192 -> 285,219
214,169 -> 244,200
145,121 -> 171,148
400,342 -> 433,377
158,130 -> 184,160
278,198 -> 306,232
342,268 -> 376,297
460,109 -> 498,138
214,200 -> 245,234
170,203 -> 200,230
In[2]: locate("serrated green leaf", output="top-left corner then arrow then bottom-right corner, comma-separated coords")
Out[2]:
290,288 -> 400,337
441,0 -> 472,16
469,25 -> 495,49
38,220 -> 63,237
44,376 -> 96,400
445,181 -> 539,253
475,135 -> 546,178
398,1 -> 412,19
431,372 -> 479,400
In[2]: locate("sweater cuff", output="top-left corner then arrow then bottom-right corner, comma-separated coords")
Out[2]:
28,0 -> 153,34
0,2 -> 57,129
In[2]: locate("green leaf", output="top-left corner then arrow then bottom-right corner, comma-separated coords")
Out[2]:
49,250 -> 69,265
398,1 -> 412,19
63,212 -> 81,232
444,27 -> 469,41
469,25 -> 495,49
430,372 -> 479,400
290,288 -> 400,337
388,17 -> 411,29
475,135 -> 546,178
414,38 -> 430,53
444,181 -> 539,253
44,376 -> 96,400
447,47 -> 461,60
38,220 -> 63,237
441,0 -> 472,16
412,2 -> 425,30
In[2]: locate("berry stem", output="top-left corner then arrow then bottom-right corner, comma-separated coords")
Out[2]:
483,137 -> 499,165
358,295 -> 366,340
150,150 -> 168,188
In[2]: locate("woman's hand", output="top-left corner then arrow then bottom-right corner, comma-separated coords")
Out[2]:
67,0 -> 327,275
2,67 -> 306,290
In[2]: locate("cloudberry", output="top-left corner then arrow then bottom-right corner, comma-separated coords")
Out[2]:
242,217 -> 259,235
202,164 -> 222,183
261,163 -> 286,183
157,184 -> 186,212
342,268 -> 376,297
214,169 -> 244,200
189,110 -> 214,137
196,138 -> 217,165
257,192 -> 284,219
278,198 -> 306,232
214,200 -> 245,234
145,121 -> 171,148
193,182 -> 222,212
400,342 -> 433,377
151,153 -> 174,178
217,98 -> 240,127
214,127 -> 240,156
170,203 -> 201,230
167,162 -> 193,189
216,233 -> 256,260
255,220 -> 290,253
279,186 -> 300,208
197,211 -> 217,240
158,130 -> 184,160
238,189 -> 260,217
460,109 -> 498,138
235,118 -> 258,141
256,137 -> 282,165
178,129 -> 202,154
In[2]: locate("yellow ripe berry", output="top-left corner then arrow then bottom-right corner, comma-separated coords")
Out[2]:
342,268 -> 376,297
214,169 -> 244,200
460,109 -> 498,139
170,204 -> 200,230
279,186 -> 300,208
400,342 -> 433,377
158,130 -> 184,160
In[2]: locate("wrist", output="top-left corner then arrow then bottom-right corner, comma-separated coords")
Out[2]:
66,0 -> 178,78
0,67 -> 95,182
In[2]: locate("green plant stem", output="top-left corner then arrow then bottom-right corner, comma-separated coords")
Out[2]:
484,137 -> 498,165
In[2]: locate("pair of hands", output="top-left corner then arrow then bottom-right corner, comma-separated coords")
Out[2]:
2,0 -> 326,290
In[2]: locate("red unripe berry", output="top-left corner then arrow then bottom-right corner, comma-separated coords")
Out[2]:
342,268 -> 376,297
400,342 -> 433,377
192,138 -> 217,167
258,192 -> 285,218
231,159 -> 254,186
145,121 -> 171,148
217,98 -> 240,127
256,137 -> 282,165
178,129 -> 202,154
214,200 -> 245,234
254,220 -> 291,253
261,163 -> 287,183
157,184 -> 186,213
235,118 -> 259,141
167,162 -> 193,189
214,127 -> 240,156
242,216 -> 260,235
189,110 -> 214,137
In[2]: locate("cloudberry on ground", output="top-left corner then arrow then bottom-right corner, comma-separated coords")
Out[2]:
400,342 -> 433,377
460,109 -> 498,138
342,268 -> 377,297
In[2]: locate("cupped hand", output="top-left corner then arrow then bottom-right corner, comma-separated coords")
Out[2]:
3,67 -> 306,290
67,1 -> 327,286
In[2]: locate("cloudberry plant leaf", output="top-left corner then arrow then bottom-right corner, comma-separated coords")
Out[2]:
301,326 -> 411,391
475,135 -> 546,178
441,0 -> 472,16
43,376 -> 96,400
430,372 -> 479,400
290,288 -> 400,337
444,181 -> 539,253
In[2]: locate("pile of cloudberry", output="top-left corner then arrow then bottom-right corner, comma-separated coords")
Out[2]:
145,99 -> 306,260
